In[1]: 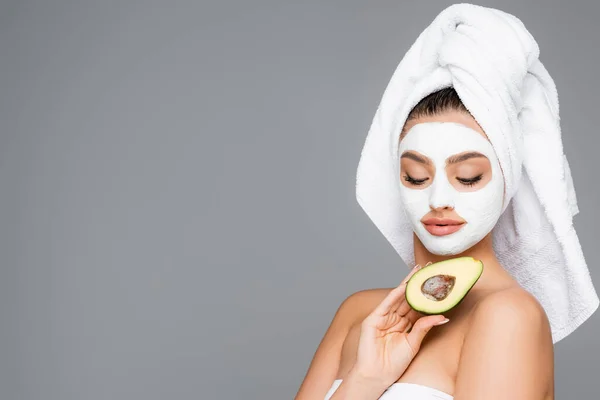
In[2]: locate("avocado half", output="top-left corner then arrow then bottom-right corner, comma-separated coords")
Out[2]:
405,256 -> 483,315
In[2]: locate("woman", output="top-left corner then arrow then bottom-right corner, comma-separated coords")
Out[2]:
295,88 -> 553,400
295,4 -> 598,400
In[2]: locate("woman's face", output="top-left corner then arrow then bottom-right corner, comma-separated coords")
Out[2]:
398,111 -> 505,255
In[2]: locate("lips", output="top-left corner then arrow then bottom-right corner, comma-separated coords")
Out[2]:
421,217 -> 466,236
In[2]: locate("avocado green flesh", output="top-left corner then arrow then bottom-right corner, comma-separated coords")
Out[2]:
404,256 -> 483,315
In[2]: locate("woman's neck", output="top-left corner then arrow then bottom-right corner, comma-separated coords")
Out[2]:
412,232 -> 516,293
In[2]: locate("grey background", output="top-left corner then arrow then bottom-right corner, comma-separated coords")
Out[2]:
1,0 -> 598,399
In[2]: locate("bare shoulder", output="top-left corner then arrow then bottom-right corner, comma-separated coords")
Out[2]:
454,286 -> 554,399
294,287 -> 393,399
320,287 -> 394,330
342,287 -> 396,321
472,286 -> 551,332
324,287 -> 395,329
466,285 -> 553,348
334,288 -> 395,379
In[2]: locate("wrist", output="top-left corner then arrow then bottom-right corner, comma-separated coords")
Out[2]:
347,365 -> 392,393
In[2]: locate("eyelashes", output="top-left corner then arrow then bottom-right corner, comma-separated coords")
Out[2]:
403,173 -> 483,187
403,174 -> 429,186
456,174 -> 483,186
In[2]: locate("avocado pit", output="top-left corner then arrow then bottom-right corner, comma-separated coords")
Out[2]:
421,274 -> 456,301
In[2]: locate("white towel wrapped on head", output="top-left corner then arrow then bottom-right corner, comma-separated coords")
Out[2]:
355,2 -> 598,343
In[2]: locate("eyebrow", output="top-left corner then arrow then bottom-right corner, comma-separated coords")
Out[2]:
400,151 -> 487,165
447,152 -> 487,165
400,151 -> 432,165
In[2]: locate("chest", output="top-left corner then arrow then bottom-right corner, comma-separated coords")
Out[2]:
336,315 -> 469,395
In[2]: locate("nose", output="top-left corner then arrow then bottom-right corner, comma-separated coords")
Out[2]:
429,175 -> 455,210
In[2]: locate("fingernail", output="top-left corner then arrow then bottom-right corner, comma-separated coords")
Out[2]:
435,318 -> 450,326
413,264 -> 421,270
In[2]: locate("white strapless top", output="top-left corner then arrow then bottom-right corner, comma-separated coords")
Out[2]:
324,379 -> 453,400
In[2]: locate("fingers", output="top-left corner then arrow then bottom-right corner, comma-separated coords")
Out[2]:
372,264 -> 421,316
405,315 -> 449,353
371,283 -> 407,317
401,263 -> 423,285
396,295 -> 414,316
405,308 -> 423,325
395,264 -> 424,315
387,316 -> 412,334
371,264 -> 423,317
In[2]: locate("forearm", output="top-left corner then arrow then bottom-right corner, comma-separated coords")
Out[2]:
329,367 -> 389,400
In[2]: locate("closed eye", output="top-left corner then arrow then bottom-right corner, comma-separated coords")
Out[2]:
403,174 -> 429,186
456,174 -> 483,187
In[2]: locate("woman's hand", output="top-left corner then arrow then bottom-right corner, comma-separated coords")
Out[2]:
351,263 -> 450,389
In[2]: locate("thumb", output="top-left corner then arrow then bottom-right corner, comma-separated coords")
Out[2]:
406,316 -> 449,353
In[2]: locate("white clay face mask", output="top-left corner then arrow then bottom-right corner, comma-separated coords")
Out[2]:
398,122 -> 504,255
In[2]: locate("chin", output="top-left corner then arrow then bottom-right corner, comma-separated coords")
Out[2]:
415,229 -> 479,256
428,247 -> 465,256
